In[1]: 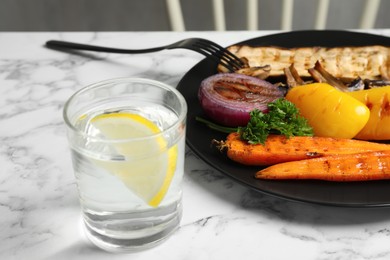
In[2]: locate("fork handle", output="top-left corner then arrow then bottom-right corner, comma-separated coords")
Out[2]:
45,40 -> 165,54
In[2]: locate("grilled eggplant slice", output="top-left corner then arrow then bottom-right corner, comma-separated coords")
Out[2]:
220,45 -> 390,80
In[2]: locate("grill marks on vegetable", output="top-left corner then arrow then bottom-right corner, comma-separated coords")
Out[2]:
255,150 -> 390,181
220,132 -> 390,166
213,79 -> 282,103
198,73 -> 285,127
380,93 -> 390,118
363,92 -> 390,118
220,45 -> 390,91
347,86 -> 390,140
223,45 -> 390,80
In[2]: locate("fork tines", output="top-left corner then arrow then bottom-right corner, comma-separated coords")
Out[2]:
193,38 -> 245,72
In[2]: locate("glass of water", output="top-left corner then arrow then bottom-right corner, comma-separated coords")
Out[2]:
63,78 -> 187,252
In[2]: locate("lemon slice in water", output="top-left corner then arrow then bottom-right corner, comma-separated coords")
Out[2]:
89,112 -> 178,207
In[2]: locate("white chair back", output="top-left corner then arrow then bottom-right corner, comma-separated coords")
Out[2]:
166,0 -> 382,31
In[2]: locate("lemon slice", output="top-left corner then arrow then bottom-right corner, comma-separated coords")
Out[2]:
89,112 -> 178,207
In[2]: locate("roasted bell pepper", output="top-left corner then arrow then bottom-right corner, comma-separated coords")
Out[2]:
348,86 -> 390,140
285,83 -> 370,139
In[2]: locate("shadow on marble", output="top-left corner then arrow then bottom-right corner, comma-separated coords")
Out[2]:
184,149 -> 390,227
43,239 -> 111,260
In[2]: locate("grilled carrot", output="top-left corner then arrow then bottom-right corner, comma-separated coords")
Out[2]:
219,132 -> 390,166
255,150 -> 390,181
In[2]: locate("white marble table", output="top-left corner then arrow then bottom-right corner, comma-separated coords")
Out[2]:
2,30 -> 390,260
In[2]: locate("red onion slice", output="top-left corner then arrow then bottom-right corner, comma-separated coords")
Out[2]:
198,73 -> 285,126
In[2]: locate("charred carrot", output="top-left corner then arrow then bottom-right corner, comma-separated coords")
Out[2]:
255,150 -> 390,181
218,132 -> 390,166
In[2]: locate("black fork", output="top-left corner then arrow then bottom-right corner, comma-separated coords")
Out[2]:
45,38 -> 246,72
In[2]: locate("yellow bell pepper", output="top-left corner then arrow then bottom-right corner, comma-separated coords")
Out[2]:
285,83 -> 370,139
347,86 -> 390,140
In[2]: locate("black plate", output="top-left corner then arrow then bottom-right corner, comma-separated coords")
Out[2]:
177,30 -> 390,207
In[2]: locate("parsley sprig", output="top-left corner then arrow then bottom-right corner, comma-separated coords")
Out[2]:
238,98 -> 313,144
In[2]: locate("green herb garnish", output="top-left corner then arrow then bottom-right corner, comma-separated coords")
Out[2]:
195,116 -> 238,133
238,98 -> 313,144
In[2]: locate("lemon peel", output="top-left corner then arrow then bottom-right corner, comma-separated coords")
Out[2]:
87,111 -> 178,207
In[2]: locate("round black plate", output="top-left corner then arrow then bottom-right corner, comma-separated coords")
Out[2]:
177,30 -> 390,207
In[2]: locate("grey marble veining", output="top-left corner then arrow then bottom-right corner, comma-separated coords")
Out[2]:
1,30 -> 390,260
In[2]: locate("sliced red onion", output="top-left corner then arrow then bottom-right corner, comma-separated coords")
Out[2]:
198,73 -> 285,127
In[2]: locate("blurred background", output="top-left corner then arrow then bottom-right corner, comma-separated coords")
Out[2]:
0,0 -> 389,31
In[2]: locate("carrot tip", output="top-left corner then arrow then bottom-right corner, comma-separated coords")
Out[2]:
212,139 -> 227,152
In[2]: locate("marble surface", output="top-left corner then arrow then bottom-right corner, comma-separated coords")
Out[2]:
2,30 -> 390,260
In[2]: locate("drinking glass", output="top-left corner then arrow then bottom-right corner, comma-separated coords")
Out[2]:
63,78 -> 187,252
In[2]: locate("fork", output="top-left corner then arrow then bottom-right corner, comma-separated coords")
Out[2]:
45,38 -> 246,72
